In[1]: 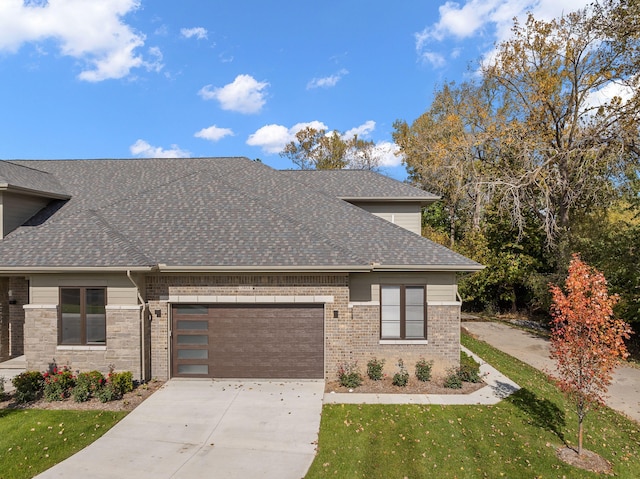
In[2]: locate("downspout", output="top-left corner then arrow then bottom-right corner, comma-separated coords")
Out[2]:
127,270 -> 147,383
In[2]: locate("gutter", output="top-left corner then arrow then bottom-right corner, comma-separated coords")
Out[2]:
156,264 -> 372,273
370,264 -> 485,273
127,270 -> 148,383
0,266 -> 155,274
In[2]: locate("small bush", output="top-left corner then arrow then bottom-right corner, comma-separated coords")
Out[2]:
392,359 -> 409,387
43,366 -> 75,401
366,358 -> 385,381
415,358 -> 433,382
96,383 -> 119,403
73,371 -> 105,403
338,362 -> 363,388
109,371 -> 134,396
443,370 -> 463,389
459,351 -> 481,383
0,376 -> 5,401
12,371 -> 44,403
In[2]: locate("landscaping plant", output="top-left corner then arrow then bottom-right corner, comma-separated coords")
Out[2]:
443,369 -> 463,389
458,351 -> 481,383
12,371 -> 44,403
414,358 -> 433,382
549,254 -> 632,455
366,358 -> 385,381
338,362 -> 363,389
392,359 -> 409,387
72,371 -> 105,403
43,366 -> 75,401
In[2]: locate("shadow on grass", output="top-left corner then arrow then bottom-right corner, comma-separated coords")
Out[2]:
505,387 -> 566,444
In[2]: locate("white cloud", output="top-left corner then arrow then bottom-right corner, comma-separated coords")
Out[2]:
0,0 -> 158,82
344,121 -> 376,140
181,27 -> 208,40
199,74 -> 269,114
247,121 -> 328,154
130,139 -> 190,158
415,0 -> 592,67
374,141 -> 403,168
306,69 -> 349,89
194,125 -> 234,142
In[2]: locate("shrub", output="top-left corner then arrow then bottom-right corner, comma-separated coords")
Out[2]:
415,358 -> 433,382
12,371 -> 44,403
338,362 -> 363,388
366,358 -> 385,381
109,371 -> 134,396
392,359 -> 409,387
72,371 -> 105,403
96,382 -> 119,403
0,376 -> 5,401
459,351 -> 481,383
443,369 -> 463,389
43,366 -> 75,401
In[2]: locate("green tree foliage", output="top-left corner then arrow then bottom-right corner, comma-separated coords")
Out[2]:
394,1 -> 640,317
280,126 -> 380,170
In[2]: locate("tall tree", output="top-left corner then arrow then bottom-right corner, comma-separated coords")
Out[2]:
549,255 -> 632,455
280,127 -> 380,171
393,80 -> 505,246
483,7 -> 640,246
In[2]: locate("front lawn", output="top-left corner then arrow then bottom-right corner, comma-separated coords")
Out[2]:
0,409 -> 126,479
306,333 -> 640,478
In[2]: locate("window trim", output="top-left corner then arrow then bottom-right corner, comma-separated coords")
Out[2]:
379,284 -> 427,340
58,287 -> 107,346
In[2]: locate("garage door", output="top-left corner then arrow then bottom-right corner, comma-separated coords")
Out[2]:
171,304 -> 324,379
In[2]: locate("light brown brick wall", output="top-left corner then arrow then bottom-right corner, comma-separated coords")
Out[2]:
343,304 -> 460,380
145,274 -> 350,380
23,305 -> 142,379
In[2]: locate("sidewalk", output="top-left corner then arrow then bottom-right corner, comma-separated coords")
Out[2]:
462,320 -> 640,423
324,346 -> 520,405
0,355 -> 25,392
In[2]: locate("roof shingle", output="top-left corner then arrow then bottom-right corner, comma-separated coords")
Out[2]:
0,158 -> 480,271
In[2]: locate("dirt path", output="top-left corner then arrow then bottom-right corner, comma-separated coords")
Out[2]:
462,320 -> 640,424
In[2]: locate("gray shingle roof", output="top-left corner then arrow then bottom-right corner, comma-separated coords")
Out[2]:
281,169 -> 439,202
0,160 -> 69,198
0,158 -> 480,271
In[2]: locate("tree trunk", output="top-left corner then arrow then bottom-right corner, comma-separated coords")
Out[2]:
578,417 -> 583,456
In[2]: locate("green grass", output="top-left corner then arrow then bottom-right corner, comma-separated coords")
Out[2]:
306,333 -> 640,478
0,409 -> 126,479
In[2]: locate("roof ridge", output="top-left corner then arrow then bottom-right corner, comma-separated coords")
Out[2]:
87,209 -> 155,266
199,169 -> 371,266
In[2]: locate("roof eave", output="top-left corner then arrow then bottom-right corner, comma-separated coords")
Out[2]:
370,264 -> 485,273
0,266 -> 155,275
156,264 -> 372,273
0,184 -> 71,200
340,196 -> 440,204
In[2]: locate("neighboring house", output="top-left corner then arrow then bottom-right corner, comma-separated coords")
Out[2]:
0,158 -> 481,381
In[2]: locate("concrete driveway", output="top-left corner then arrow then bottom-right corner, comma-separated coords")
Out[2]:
35,379 -> 325,479
463,320 -> 640,423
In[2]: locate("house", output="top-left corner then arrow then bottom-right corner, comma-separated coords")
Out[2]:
0,157 -> 482,381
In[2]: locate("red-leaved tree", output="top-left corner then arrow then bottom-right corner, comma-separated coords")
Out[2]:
549,254 -> 632,455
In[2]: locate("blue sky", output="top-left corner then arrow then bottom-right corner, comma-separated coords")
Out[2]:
0,0 -> 589,179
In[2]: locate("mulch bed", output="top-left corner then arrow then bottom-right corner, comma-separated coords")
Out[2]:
556,446 -> 613,474
325,376 -> 486,395
0,380 -> 165,412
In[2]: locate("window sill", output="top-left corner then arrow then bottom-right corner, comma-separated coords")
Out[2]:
379,340 -> 428,345
56,345 -> 107,351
